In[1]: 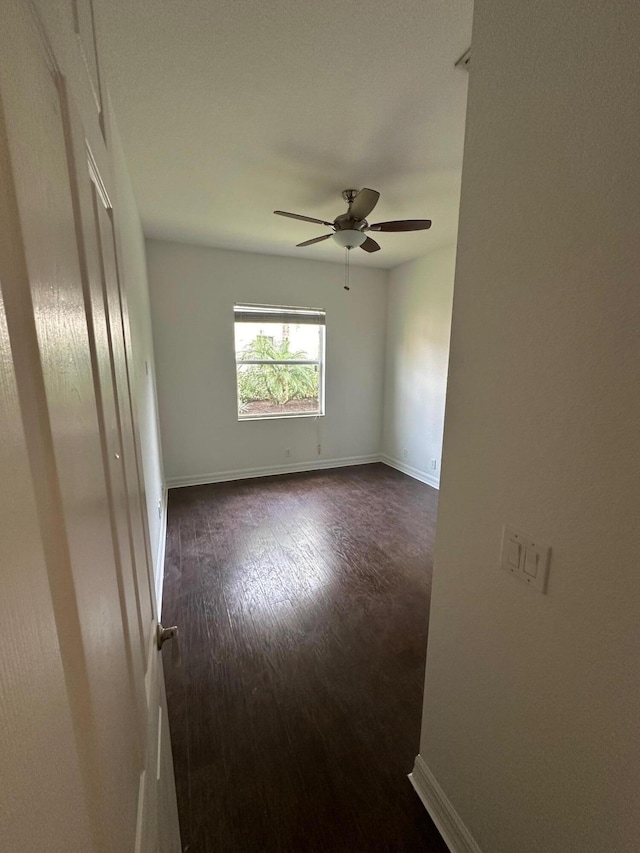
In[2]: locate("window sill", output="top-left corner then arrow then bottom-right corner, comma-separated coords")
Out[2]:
238,412 -> 325,422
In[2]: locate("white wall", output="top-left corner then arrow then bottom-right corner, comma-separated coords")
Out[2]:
415,1 -> 640,852
382,245 -> 455,487
109,120 -> 166,596
146,240 -> 387,485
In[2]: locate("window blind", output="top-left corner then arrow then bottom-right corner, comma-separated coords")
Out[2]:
234,304 -> 326,325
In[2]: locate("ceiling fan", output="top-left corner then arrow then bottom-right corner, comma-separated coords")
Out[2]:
274,188 -> 431,253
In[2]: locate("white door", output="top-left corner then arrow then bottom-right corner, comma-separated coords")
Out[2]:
0,2 -> 180,850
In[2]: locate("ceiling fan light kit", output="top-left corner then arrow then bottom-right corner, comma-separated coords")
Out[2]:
333,229 -> 366,249
273,187 -> 432,256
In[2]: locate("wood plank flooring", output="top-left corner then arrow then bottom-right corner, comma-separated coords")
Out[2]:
162,463 -> 447,852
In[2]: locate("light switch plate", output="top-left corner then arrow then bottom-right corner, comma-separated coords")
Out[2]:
500,525 -> 550,593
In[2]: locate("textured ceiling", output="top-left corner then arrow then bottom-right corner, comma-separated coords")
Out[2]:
95,0 -> 473,269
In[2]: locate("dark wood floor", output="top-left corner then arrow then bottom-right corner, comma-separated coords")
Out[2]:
162,463 -> 446,852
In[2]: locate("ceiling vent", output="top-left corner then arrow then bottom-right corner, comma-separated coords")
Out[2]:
455,47 -> 471,70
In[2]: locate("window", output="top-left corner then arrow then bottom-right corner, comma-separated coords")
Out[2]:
234,304 -> 326,420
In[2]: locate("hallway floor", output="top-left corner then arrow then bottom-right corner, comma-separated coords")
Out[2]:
162,463 -> 447,852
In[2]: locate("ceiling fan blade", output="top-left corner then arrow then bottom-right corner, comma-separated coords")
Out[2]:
296,234 -> 333,247
274,210 -> 334,227
350,188 -> 380,220
368,219 -> 432,232
360,236 -> 381,253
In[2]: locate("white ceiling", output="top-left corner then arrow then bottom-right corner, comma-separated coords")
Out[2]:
95,0 -> 473,269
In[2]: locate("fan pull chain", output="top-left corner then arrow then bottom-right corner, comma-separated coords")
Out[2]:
344,247 -> 350,291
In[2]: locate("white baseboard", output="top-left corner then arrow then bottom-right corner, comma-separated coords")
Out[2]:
409,755 -> 482,853
166,454 -> 381,490
154,484 -> 168,618
380,454 -> 440,489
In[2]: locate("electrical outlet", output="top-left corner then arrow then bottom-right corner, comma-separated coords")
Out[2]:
430,458 -> 437,470
317,444 -> 322,456
157,497 -> 162,518
285,449 -> 291,458
402,448 -> 408,460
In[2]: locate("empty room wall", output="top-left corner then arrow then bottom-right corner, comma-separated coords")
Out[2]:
146,239 -> 387,485
382,245 -> 455,487
413,1 -> 640,851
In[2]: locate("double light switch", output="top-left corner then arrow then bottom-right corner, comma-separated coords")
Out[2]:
501,525 -> 550,593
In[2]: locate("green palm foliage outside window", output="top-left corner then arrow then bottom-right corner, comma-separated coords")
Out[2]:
237,335 -> 319,407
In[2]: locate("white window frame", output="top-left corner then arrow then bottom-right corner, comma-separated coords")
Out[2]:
234,303 -> 326,421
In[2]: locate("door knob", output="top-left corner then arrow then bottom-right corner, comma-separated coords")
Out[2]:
156,623 -> 178,650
